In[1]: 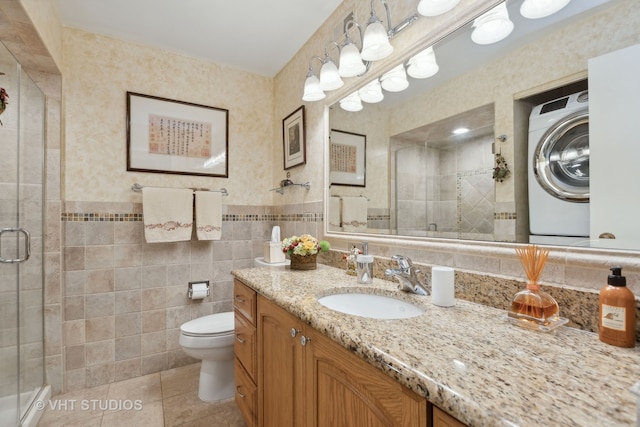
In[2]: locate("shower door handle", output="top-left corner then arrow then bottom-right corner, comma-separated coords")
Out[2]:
0,227 -> 31,263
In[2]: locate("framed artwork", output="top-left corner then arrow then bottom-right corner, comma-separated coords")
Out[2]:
282,105 -> 306,169
126,91 -> 229,177
330,129 -> 366,187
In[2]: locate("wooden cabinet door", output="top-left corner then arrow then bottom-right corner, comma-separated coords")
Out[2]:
257,296 -> 306,427
305,327 -> 427,427
433,406 -> 467,427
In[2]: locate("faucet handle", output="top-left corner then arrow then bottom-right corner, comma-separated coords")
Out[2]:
391,255 -> 413,270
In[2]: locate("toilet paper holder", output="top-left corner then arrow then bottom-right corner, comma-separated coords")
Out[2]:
188,280 -> 210,299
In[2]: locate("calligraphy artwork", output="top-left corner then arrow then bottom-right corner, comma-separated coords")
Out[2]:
127,92 -> 228,177
330,129 -> 366,187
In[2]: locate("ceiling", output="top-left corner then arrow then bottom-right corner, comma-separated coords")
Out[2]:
53,0 -> 344,77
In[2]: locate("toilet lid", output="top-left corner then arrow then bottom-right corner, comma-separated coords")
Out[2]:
180,312 -> 234,337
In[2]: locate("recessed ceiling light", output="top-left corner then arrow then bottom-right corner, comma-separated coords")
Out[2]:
453,127 -> 470,135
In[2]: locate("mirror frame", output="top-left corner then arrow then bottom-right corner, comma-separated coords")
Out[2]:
321,0 -> 640,269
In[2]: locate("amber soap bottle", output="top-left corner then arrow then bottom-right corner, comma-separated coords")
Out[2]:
599,266 -> 636,348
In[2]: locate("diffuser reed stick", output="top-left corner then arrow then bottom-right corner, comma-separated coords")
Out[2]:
515,244 -> 549,290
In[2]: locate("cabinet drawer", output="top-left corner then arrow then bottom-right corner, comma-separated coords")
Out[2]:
235,358 -> 257,427
234,311 -> 256,380
234,279 -> 256,324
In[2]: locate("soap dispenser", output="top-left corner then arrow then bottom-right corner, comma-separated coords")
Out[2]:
599,266 -> 636,348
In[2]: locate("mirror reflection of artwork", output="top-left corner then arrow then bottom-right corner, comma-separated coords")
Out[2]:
283,106 -> 306,169
330,129 -> 366,187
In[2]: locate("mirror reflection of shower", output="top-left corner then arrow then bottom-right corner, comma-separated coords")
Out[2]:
391,104 -> 496,240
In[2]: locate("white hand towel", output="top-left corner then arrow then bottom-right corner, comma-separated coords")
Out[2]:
142,187 -> 193,243
329,197 -> 342,231
195,191 -> 222,240
341,196 -> 367,232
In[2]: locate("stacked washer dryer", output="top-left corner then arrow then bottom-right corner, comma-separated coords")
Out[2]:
528,90 -> 590,245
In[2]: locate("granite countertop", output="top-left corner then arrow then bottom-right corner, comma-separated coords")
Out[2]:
232,264 -> 640,427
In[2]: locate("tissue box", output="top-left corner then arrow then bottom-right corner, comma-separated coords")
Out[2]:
264,242 -> 285,263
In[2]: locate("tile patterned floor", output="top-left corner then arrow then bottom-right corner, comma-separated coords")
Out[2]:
37,363 -> 247,427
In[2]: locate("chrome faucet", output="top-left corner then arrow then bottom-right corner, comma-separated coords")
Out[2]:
385,255 -> 429,295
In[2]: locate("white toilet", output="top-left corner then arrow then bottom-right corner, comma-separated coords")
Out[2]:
179,311 -> 235,402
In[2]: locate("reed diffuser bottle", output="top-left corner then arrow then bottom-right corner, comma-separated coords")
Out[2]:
510,245 -> 560,326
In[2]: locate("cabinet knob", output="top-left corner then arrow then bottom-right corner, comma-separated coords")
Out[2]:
236,386 -> 246,398
234,295 -> 246,302
290,327 -> 301,338
599,232 -> 616,239
300,335 -> 311,346
235,334 -> 246,343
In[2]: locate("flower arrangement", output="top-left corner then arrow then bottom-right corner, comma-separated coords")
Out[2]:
282,234 -> 330,256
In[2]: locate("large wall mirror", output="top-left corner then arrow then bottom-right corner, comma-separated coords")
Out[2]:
327,0 -> 640,251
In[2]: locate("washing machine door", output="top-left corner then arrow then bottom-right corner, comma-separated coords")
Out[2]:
533,109 -> 589,202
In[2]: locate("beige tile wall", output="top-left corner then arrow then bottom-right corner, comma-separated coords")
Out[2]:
60,200 -> 322,392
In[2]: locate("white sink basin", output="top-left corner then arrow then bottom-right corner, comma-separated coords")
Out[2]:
318,293 -> 425,319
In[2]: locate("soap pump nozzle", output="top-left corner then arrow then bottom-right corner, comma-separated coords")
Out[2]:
608,266 -> 626,286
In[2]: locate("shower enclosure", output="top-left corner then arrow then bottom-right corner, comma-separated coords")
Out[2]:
391,124 -> 496,240
0,42 -> 46,426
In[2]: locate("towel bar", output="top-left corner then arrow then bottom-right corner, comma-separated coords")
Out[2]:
131,183 -> 228,196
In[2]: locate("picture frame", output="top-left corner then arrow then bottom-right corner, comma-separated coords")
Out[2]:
330,129 -> 366,187
126,91 -> 229,177
282,105 -> 306,169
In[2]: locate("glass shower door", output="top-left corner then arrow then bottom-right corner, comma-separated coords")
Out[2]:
0,41 -> 45,427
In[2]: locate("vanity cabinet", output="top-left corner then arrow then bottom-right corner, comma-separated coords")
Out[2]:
233,279 -> 258,427
257,294 -> 427,427
234,277 -> 466,427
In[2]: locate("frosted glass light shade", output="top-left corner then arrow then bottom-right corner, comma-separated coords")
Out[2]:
361,20 -> 393,61
340,92 -> 363,112
407,46 -> 439,79
417,0 -> 460,17
302,73 -> 325,102
358,79 -> 384,103
319,58 -> 344,91
339,42 -> 367,77
520,0 -> 571,19
380,64 -> 409,92
471,3 -> 514,45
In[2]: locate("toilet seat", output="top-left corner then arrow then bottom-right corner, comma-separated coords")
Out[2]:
180,312 -> 234,337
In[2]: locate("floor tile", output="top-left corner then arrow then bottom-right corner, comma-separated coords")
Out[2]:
160,363 -> 200,399
37,363 -> 246,427
101,400 -> 164,427
106,372 -> 162,411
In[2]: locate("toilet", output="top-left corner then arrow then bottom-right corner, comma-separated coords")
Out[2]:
179,311 -> 235,402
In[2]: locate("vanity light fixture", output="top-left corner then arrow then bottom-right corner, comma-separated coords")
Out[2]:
471,2 -> 514,45
520,0 -> 571,19
302,0 -> 420,102
302,56 -> 326,102
417,0 -> 460,17
338,21 -> 368,78
339,91 -> 364,112
407,46 -> 439,79
380,64 -> 409,92
319,42 -> 344,91
358,79 -> 385,103
361,0 -> 419,61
